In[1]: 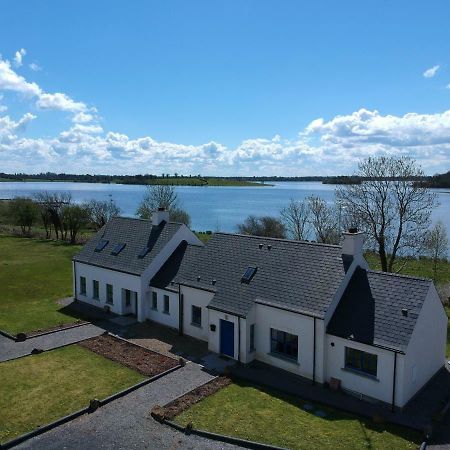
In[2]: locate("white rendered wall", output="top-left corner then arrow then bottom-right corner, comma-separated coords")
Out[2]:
325,335 -> 400,405
401,285 -> 447,406
252,304 -> 325,381
181,286 -> 213,342
74,262 -> 141,315
144,287 -> 179,329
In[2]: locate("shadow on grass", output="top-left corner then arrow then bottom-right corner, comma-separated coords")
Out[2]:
224,378 -> 422,444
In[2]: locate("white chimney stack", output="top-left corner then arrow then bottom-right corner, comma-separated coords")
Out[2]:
152,207 -> 169,226
341,227 -> 364,258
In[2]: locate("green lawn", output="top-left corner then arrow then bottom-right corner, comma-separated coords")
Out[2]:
0,345 -> 145,443
0,236 -> 82,334
175,382 -> 422,450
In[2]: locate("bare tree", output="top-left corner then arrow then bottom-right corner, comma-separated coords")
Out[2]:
424,221 -> 449,281
336,156 -> 437,272
61,204 -> 90,244
8,197 -> 39,236
307,195 -> 340,244
136,185 -> 179,219
34,192 -> 72,240
87,199 -> 120,230
280,199 -> 310,240
237,215 -> 286,238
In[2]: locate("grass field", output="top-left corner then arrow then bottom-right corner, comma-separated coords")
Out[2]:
0,236 -> 82,334
175,381 -> 422,450
0,345 -> 145,443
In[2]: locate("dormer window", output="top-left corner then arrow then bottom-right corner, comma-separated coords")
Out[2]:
241,266 -> 257,284
94,239 -> 109,252
111,243 -> 126,256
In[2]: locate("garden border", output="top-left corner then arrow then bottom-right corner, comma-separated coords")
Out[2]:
0,363 -> 182,449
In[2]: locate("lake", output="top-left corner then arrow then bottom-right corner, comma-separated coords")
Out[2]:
0,181 -> 449,238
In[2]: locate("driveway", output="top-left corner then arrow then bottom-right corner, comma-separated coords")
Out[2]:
0,324 -> 104,362
16,362 -> 242,450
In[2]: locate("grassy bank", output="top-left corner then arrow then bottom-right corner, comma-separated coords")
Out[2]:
0,345 -> 145,443
175,381 -> 421,450
0,236 -> 82,334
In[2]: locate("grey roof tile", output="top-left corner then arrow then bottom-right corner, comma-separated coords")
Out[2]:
327,267 -> 432,352
73,217 -> 182,275
152,232 -> 347,318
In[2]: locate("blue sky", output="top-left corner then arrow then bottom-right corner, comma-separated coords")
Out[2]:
1,0 -> 450,175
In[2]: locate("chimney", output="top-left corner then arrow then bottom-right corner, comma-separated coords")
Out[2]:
341,227 -> 364,258
152,207 -> 169,226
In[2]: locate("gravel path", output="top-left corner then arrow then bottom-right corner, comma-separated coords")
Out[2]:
16,362 -> 242,450
0,324 -> 104,362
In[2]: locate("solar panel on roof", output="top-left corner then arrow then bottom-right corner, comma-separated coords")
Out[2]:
138,246 -> 150,259
241,266 -> 257,284
111,243 -> 126,256
94,239 -> 109,252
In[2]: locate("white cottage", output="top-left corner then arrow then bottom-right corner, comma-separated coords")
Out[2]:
73,214 -> 447,410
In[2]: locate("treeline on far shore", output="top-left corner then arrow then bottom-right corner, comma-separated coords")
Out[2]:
1,171 -> 450,187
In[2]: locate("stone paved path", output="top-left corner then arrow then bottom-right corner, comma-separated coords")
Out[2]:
0,324 -> 104,362
16,362 -> 242,450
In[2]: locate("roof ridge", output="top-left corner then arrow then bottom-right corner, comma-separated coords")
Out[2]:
213,232 -> 342,249
367,269 -> 432,283
111,216 -> 182,227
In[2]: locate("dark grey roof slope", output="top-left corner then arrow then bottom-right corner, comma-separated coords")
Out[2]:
152,232 -> 348,318
73,217 -> 182,275
327,268 -> 432,352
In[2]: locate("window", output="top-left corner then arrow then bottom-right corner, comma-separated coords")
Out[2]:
344,347 -> 378,377
94,239 -> 108,252
93,280 -> 99,299
111,243 -> 126,256
270,328 -> 298,360
163,295 -> 170,314
152,291 -> 158,310
106,284 -> 113,304
80,276 -> 86,295
249,324 -> 255,352
241,266 -> 257,284
125,289 -> 131,306
191,305 -> 202,326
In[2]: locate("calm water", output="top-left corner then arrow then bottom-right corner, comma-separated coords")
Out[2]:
0,181 -> 449,237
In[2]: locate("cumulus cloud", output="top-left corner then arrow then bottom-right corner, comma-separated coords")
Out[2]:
423,65 -> 440,78
36,92 -> 88,113
0,54 -> 91,116
72,112 -> 94,123
0,112 -> 36,143
13,48 -> 26,67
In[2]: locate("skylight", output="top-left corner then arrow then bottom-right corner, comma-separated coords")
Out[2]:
94,239 -> 109,252
138,246 -> 150,259
111,243 -> 126,256
241,266 -> 257,284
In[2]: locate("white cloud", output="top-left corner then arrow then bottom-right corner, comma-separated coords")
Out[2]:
36,92 -> 87,113
72,112 -> 94,123
446,83 -> 450,89
0,58 -> 42,97
29,63 -> 42,72
423,65 -> 440,78
0,112 -> 36,143
13,48 -> 26,68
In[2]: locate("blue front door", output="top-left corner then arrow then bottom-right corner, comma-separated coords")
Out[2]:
220,319 -> 235,358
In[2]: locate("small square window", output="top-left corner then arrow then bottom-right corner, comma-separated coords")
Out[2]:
80,276 -> 86,295
192,305 -> 202,327
163,295 -> 170,314
94,239 -> 108,252
93,280 -> 99,299
106,284 -> 113,304
152,291 -> 158,310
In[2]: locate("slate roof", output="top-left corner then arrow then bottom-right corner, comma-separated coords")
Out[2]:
327,267 -> 432,353
73,217 -> 182,275
151,232 -> 348,318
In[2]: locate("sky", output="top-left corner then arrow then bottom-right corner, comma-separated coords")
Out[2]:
1,0 -> 450,176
